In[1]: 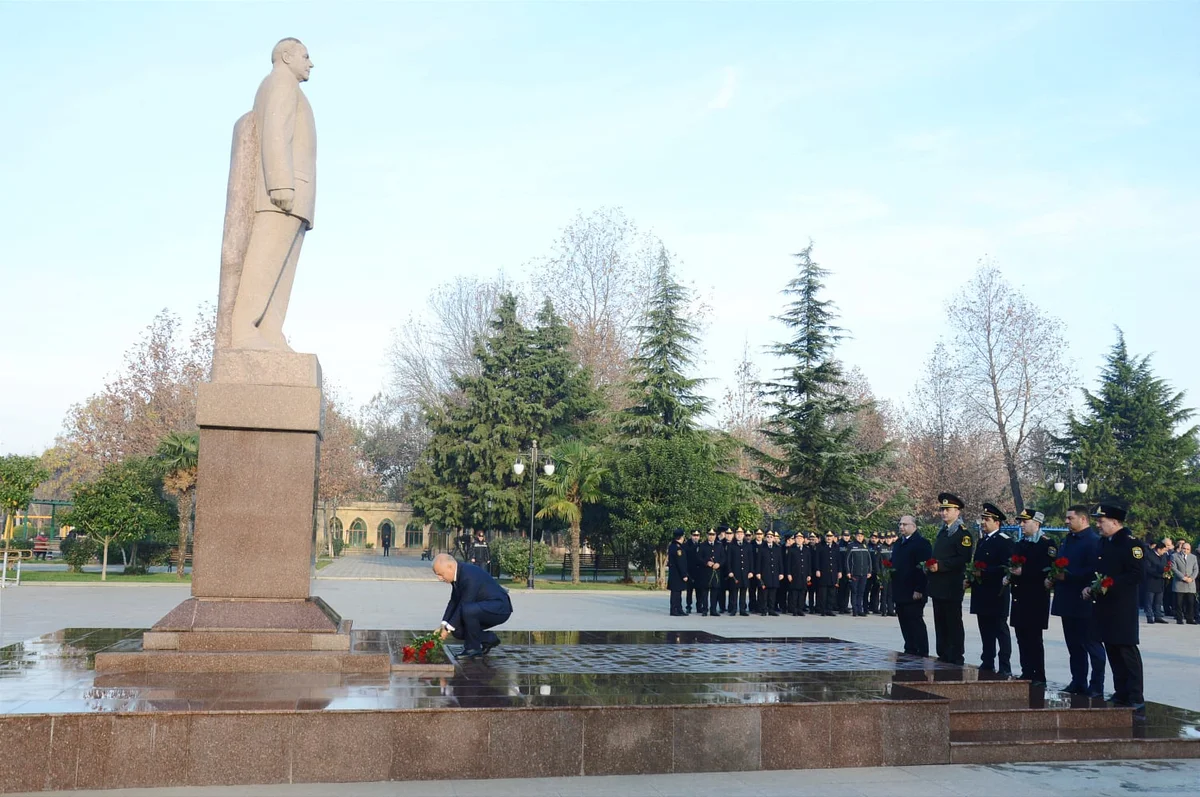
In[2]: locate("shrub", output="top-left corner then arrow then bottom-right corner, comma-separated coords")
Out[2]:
61,536 -> 99,573
331,537 -> 346,557
492,537 -> 551,581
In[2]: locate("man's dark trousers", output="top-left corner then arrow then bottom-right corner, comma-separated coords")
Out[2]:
818,584 -> 837,616
1061,616 -> 1106,692
977,614 -> 1011,672
446,598 -> 510,652
851,576 -> 869,615
933,597 -> 965,664
729,581 -> 748,614
1106,643 -> 1144,705
897,599 -> 929,655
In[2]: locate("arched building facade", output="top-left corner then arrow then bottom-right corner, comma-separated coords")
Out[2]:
314,502 -> 430,552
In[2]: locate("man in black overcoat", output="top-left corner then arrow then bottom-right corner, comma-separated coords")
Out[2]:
1009,509 -> 1054,686
971,503 -> 1014,675
726,527 -> 752,616
667,528 -> 689,616
927,492 -> 974,665
813,531 -> 842,617
892,515 -> 932,656
1084,502 -> 1146,710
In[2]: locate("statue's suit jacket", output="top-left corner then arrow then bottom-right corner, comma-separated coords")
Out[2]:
252,66 -> 316,228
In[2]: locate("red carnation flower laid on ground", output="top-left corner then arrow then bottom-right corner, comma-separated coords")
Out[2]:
1044,556 -> 1070,587
401,631 -> 446,664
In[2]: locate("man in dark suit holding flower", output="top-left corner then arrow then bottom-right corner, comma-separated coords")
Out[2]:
434,554 -> 512,658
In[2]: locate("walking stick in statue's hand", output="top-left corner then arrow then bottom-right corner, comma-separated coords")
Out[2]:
253,216 -> 304,329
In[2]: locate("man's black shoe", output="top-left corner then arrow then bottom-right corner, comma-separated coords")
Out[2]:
740,611 -> 750,616
457,647 -> 485,659
481,639 -> 500,655
997,669 -> 1013,678
1062,683 -> 1084,694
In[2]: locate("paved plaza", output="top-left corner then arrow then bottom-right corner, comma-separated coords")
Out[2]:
2,565 -> 1199,795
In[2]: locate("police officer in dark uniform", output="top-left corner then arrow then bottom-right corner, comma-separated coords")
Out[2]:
1086,502 -> 1145,710
667,528 -> 689,616
726,527 -> 752,616
836,530 -> 853,613
867,532 -> 882,613
697,529 -> 719,616
971,503 -> 1014,676
748,529 -> 765,612
845,530 -> 874,617
805,533 -> 820,611
877,531 -> 896,616
1009,508 -> 1053,685
785,532 -> 811,616
757,531 -> 784,616
814,531 -> 842,616
893,515 -> 932,656
684,530 -> 702,614
468,529 -> 491,573
711,527 -> 729,615
928,492 -> 974,665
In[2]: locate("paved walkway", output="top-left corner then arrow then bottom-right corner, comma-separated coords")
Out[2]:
9,760 -> 1200,796
315,553 -> 438,581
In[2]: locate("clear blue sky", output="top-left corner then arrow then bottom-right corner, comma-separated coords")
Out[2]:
2,2 -> 1198,454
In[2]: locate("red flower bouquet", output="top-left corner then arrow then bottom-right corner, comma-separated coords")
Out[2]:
1005,554 -> 1026,577
1089,572 -> 1115,597
967,560 -> 989,585
1044,556 -> 1070,588
401,630 -> 446,664
878,558 -> 893,584
919,558 -> 938,574
1163,561 -> 1174,582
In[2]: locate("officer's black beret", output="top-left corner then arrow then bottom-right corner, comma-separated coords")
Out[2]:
938,492 -> 965,509
673,528 -> 686,540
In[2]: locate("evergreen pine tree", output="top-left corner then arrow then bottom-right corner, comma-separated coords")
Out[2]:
757,244 -> 884,532
619,247 -> 709,439
1055,330 -> 1200,533
408,294 -> 599,533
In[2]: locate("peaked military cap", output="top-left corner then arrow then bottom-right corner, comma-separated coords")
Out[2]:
1091,501 -> 1128,522
673,528 -> 686,540
1015,508 -> 1045,525
717,524 -> 730,533
980,503 -> 1007,523
937,492 -> 965,510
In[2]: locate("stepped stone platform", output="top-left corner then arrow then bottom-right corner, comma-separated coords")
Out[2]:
0,629 -> 1196,792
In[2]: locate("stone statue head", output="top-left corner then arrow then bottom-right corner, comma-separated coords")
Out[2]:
271,37 -> 313,82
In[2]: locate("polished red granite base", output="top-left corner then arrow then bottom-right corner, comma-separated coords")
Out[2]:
0,629 -> 1195,793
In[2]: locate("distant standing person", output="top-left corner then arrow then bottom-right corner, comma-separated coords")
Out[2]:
1084,502 -> 1145,710
1171,541 -> 1197,625
667,529 -> 689,616
380,525 -> 392,557
892,515 -> 932,657
433,554 -> 512,658
1052,504 -> 1106,697
1008,509 -> 1053,686
469,530 -> 491,574
927,493 -> 974,665
971,503 -> 1014,676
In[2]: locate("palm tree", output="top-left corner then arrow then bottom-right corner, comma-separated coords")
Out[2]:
536,441 -> 607,584
156,431 -> 199,579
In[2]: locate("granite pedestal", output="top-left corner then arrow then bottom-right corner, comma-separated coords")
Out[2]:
96,350 -> 378,673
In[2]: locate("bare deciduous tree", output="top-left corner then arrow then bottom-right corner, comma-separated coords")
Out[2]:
318,386 -> 383,555
944,262 -> 1073,511
386,275 -> 515,411
60,305 -> 214,472
530,207 -> 657,393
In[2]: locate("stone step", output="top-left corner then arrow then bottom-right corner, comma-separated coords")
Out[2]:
950,706 -> 1133,732
951,736 -> 1200,765
898,678 -> 1031,702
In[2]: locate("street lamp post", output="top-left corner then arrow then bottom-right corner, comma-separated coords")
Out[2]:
1053,461 -> 1089,517
514,440 -> 554,590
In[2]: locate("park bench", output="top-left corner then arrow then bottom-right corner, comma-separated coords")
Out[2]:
560,553 -> 630,582
167,544 -> 194,572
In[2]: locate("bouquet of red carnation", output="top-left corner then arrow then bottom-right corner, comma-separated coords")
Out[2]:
1044,556 -> 1070,589
967,560 -> 989,586
401,630 -> 446,664
919,558 -> 938,574
1163,560 -> 1174,582
1089,572 -> 1115,598
1005,554 -> 1026,577
878,558 -> 893,584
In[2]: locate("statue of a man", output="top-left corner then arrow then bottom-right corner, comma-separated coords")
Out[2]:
218,38 -> 316,352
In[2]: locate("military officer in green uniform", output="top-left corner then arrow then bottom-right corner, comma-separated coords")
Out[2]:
927,492 -> 974,665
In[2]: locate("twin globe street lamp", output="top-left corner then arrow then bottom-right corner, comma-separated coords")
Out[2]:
1053,462 -> 1088,517
513,440 -> 554,590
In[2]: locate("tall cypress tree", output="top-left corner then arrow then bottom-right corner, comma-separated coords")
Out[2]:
619,247 -> 709,439
1054,330 -> 1200,533
757,244 -> 884,532
408,294 -> 599,532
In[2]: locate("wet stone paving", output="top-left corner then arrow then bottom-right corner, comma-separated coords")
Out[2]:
0,628 -> 1198,742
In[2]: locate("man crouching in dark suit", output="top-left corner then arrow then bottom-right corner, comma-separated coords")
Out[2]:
434,553 -> 513,658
